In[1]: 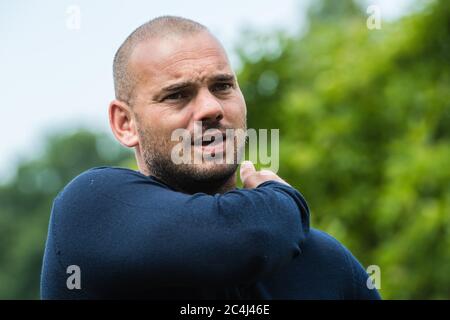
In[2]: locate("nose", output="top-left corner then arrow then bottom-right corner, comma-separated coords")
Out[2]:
192,88 -> 224,125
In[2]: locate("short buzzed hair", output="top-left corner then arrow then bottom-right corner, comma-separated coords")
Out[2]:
113,16 -> 208,105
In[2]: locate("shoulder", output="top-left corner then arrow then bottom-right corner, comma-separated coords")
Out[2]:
259,228 -> 381,299
300,229 -> 357,278
302,229 -> 382,299
47,167 -> 178,228
59,166 -> 146,193
55,166 -> 170,204
305,229 -> 352,258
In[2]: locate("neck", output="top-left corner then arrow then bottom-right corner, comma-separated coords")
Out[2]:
190,173 -> 237,195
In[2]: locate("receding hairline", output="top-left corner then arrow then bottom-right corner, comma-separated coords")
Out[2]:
113,16 -> 212,105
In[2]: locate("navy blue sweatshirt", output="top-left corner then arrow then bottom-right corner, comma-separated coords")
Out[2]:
40,167 -> 381,299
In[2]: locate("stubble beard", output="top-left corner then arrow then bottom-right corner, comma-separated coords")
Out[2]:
138,120 -> 247,194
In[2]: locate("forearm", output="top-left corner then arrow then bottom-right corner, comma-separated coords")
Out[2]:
47,167 -> 310,291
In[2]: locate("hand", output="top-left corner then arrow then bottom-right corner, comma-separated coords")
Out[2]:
239,161 -> 290,189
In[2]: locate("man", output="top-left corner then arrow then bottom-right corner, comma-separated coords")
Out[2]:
40,16 -> 381,299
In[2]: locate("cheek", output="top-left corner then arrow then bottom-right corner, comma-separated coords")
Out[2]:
225,95 -> 247,124
142,107 -> 190,134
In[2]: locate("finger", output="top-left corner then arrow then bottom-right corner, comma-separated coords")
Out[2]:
260,169 -> 274,176
260,170 -> 289,186
240,161 -> 255,184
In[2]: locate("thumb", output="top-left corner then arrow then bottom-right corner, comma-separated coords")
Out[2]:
240,161 -> 255,184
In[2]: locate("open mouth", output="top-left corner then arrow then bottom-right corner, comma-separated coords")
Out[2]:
192,132 -> 227,148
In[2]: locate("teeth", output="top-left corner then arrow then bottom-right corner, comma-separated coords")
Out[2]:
194,133 -> 225,146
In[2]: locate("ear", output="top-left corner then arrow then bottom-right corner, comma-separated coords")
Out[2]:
108,99 -> 139,148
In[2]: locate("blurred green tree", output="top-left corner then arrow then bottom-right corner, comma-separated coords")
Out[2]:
0,130 -> 133,299
237,0 -> 450,299
1,0 -> 449,299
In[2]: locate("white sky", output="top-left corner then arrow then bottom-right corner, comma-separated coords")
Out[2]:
0,0 -> 416,183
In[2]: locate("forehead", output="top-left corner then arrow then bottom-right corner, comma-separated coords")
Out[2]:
129,32 -> 233,87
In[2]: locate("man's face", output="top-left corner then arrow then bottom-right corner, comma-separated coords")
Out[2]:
128,31 -> 247,190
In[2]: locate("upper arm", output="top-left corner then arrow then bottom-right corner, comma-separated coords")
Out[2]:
341,244 -> 382,300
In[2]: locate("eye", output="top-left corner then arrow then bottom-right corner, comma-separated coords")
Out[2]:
211,83 -> 233,92
163,91 -> 189,102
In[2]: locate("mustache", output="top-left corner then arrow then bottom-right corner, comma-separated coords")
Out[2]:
195,121 -> 232,132
191,121 -> 242,137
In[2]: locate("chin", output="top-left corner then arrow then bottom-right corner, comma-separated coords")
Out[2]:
190,162 -> 238,182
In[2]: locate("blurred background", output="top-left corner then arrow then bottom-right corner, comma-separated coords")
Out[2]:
1,0 -> 449,299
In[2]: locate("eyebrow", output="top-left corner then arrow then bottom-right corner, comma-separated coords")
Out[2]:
153,73 -> 236,101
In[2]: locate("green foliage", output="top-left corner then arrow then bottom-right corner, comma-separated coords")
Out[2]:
237,0 -> 450,299
1,0 -> 449,299
0,130 -> 132,299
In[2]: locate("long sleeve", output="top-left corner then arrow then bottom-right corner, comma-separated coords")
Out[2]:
251,229 -> 382,300
41,166 -> 310,298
